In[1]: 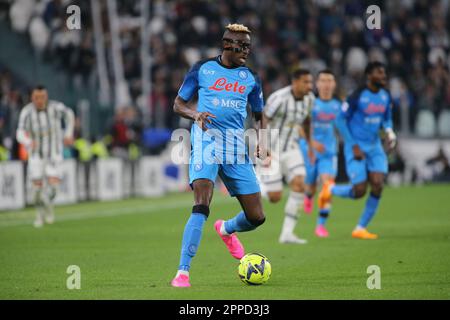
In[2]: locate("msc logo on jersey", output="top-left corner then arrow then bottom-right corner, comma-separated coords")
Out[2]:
212,98 -> 245,109
238,70 -> 248,79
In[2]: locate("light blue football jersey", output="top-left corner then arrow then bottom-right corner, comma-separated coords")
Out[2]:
178,56 -> 263,157
311,97 -> 341,156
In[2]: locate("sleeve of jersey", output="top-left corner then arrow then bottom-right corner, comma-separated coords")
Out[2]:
382,93 -> 393,130
62,104 -> 75,139
177,62 -> 201,102
335,99 -> 356,146
263,92 -> 281,118
248,74 -> 264,113
16,108 -> 32,147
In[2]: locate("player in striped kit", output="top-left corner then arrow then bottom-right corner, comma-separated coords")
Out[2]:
256,69 -> 315,244
16,85 -> 75,228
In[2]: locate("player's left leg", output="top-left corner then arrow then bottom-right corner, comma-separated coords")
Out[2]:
353,144 -> 388,239
315,174 -> 334,238
315,156 -> 338,237
42,162 -> 61,224
43,176 -> 60,224
215,162 -> 265,258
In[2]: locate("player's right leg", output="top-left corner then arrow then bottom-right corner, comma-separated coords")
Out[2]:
278,148 -> 308,244
171,137 -> 219,287
279,175 -> 308,244
28,158 -> 46,228
299,139 -> 316,213
318,144 -> 367,207
171,179 -> 214,288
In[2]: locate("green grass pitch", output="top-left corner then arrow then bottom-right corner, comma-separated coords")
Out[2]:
0,184 -> 449,299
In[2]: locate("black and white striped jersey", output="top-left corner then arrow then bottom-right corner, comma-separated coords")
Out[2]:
16,100 -> 75,161
264,86 -> 314,152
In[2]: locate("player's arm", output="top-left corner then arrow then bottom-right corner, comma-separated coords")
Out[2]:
382,92 -> 397,151
248,74 -> 269,162
335,91 -> 364,159
300,115 -> 317,163
173,62 -> 215,131
16,107 -> 34,149
60,103 -> 75,146
173,96 -> 215,131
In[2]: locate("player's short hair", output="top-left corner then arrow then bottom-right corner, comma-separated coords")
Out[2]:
365,61 -> 385,75
317,69 -> 335,78
33,84 -> 47,91
291,68 -> 311,80
224,23 -> 251,34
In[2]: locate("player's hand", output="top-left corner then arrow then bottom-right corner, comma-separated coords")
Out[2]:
194,112 -> 216,131
311,140 -> 325,154
385,128 -> 397,151
31,140 -> 38,151
63,137 -> 74,146
255,145 -> 271,167
352,144 -> 365,160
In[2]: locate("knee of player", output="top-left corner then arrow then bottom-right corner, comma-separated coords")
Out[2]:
370,184 -> 384,197
290,177 -> 305,193
268,192 -> 282,203
353,185 -> 367,199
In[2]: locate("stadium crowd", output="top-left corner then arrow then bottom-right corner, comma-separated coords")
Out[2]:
1,0 -> 450,162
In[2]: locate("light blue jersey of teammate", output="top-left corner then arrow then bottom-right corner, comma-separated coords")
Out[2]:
300,97 -> 341,185
178,56 -> 264,196
336,86 -> 393,184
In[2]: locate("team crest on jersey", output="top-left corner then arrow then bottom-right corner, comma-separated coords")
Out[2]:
194,164 -> 203,171
238,70 -> 248,79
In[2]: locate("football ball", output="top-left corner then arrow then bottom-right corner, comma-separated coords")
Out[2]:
238,253 -> 271,285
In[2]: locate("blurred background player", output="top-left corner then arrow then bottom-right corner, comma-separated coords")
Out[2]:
16,85 -> 75,227
299,69 -> 342,238
320,62 -> 397,240
171,24 -> 267,287
257,69 -> 315,244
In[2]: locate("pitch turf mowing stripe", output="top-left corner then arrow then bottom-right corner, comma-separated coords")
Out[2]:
0,195 -> 235,228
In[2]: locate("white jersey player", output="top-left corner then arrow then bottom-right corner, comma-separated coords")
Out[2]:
257,69 -> 315,244
16,85 -> 74,227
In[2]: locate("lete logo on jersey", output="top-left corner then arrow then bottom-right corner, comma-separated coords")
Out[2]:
208,78 -> 247,94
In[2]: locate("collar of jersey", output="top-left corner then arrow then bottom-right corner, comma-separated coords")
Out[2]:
216,55 -> 245,70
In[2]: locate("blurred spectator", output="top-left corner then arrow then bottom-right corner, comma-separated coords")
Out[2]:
425,146 -> 450,182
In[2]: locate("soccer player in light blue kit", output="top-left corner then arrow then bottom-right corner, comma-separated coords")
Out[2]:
170,24 -> 269,287
319,62 -> 397,239
299,70 -> 342,238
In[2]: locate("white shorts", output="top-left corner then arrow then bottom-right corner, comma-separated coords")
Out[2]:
28,158 -> 61,181
256,146 -> 305,192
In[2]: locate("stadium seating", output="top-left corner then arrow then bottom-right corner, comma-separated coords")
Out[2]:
437,110 -> 450,137
415,110 -> 437,138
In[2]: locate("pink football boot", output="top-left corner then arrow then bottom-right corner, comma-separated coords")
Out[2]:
171,274 -> 191,288
214,220 -> 245,260
315,225 -> 329,238
304,196 -> 313,214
